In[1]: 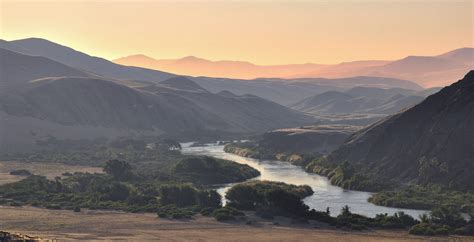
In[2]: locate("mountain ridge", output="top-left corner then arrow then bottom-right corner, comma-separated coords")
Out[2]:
114,47 -> 473,87
323,71 -> 474,190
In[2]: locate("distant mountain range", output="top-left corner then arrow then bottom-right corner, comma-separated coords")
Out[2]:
114,54 -> 328,80
114,48 -> 473,88
0,48 -> 314,152
325,71 -> 474,190
1,38 -> 424,106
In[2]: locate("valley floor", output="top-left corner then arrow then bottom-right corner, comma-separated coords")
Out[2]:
0,160 -> 102,186
1,206 -> 469,241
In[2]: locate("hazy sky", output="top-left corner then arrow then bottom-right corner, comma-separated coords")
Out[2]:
1,0 -> 473,65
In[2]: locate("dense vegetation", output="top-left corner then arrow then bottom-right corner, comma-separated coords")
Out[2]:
306,158 -> 474,215
0,138 -> 260,219
368,185 -> 474,214
305,158 -> 391,192
223,181 -> 474,235
2,137 -> 472,236
0,137 -> 182,167
225,141 -> 474,231
0,160 -> 223,215
172,156 -> 260,184
0,138 -> 259,185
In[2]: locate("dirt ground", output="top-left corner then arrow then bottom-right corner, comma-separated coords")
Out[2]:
0,160 -> 103,185
1,206 -> 472,241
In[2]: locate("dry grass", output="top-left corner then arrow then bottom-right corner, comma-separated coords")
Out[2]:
2,206 -> 471,241
0,160 -> 103,185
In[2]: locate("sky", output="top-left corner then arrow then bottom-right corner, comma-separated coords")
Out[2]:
1,0 -> 473,65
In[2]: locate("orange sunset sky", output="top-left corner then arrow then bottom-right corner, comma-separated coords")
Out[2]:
1,0 -> 473,65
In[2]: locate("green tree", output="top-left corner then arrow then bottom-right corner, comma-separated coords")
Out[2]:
103,160 -> 133,181
198,190 -> 222,208
226,184 -> 262,210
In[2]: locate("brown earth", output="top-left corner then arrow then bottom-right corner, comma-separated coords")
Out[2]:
1,206 -> 472,241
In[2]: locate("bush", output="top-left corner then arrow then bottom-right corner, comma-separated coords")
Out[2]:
454,224 -> 474,235
409,223 -> 452,236
157,205 -> 195,219
212,207 -> 244,221
197,190 -> 221,208
200,207 -> 215,216
103,160 -> 133,181
101,182 -> 130,201
9,169 -> 32,176
172,156 -> 260,184
226,184 -> 262,210
225,180 -> 313,214
373,212 -> 418,229
159,184 -> 198,207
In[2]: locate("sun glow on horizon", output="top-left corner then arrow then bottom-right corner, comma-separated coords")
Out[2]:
1,1 -> 472,65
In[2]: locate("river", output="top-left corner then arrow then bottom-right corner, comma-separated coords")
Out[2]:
181,142 -> 429,218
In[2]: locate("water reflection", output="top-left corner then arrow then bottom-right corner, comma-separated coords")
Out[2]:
181,143 -> 429,218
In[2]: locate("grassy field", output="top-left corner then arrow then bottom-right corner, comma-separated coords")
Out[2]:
0,205 -> 452,241
0,160 -> 102,185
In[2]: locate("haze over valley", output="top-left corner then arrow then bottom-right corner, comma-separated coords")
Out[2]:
1,0 -> 473,240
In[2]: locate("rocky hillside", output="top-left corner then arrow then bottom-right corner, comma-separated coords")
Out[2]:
325,71 -> 474,190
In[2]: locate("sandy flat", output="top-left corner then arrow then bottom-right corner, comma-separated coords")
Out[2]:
2,206 -> 472,241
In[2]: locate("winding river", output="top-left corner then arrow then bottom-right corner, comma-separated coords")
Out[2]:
181,143 -> 429,218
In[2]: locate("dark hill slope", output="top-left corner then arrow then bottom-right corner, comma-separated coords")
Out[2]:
291,87 -> 425,115
326,71 -> 474,190
138,78 -> 315,132
1,77 -> 229,131
0,48 -> 91,88
0,38 -> 174,82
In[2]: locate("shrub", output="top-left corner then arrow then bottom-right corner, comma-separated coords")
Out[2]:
225,180 -> 313,213
212,207 -> 244,221
454,224 -> 474,235
200,207 -> 215,216
172,156 -> 260,184
9,169 -> 32,176
157,205 -> 195,219
159,184 -> 198,207
197,190 -> 221,208
226,184 -> 262,210
373,212 -> 418,229
409,223 -> 452,236
101,182 -> 130,201
103,160 -> 133,181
